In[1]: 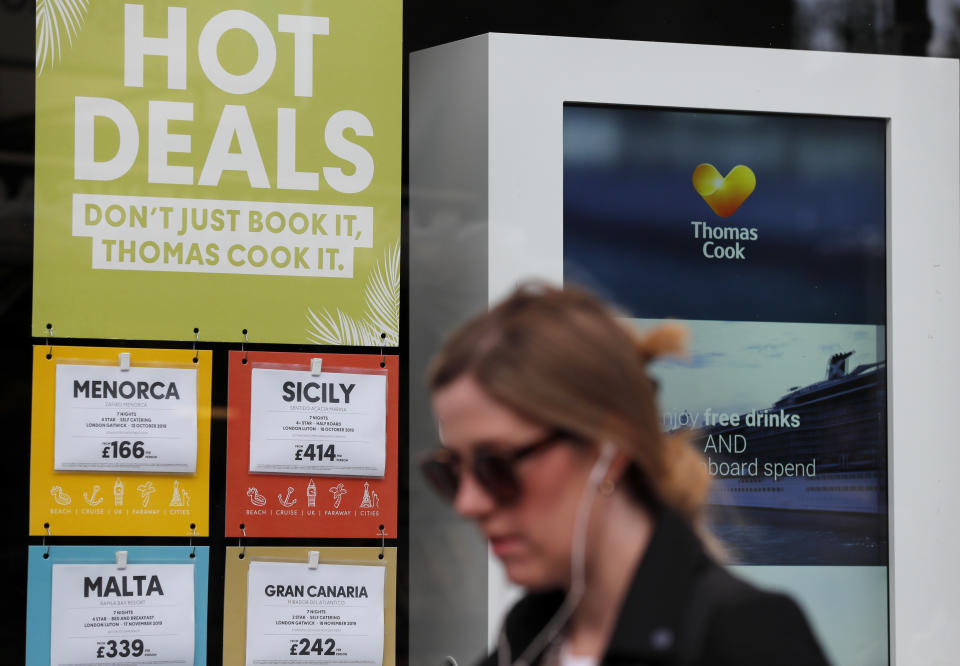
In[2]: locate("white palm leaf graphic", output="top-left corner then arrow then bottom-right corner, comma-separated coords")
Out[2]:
363,241 -> 400,346
306,308 -> 378,347
36,0 -> 90,75
306,241 -> 401,346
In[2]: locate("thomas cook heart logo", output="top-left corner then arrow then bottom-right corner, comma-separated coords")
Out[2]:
692,164 -> 756,218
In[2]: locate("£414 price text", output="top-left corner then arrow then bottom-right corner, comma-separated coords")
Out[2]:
294,444 -> 335,462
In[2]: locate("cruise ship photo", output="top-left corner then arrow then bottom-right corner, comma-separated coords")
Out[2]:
701,351 -> 886,516
644,319 -> 889,566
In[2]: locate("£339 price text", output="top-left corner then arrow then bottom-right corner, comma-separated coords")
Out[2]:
96,639 -> 146,658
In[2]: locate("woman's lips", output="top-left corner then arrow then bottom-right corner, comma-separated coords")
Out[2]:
488,534 -> 524,558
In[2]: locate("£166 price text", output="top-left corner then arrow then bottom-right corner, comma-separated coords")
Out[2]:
102,440 -> 145,459
97,639 -> 145,658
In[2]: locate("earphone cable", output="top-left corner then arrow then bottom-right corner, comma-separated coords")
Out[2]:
497,443 -> 616,666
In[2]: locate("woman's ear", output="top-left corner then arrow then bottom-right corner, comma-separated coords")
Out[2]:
590,441 -> 626,489
609,451 -> 632,482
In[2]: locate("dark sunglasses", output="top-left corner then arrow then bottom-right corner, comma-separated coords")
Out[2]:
420,429 -> 574,506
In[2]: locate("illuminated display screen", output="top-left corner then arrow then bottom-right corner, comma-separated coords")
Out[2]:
564,103 -> 888,665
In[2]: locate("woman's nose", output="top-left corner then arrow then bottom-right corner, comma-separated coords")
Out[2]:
452,468 -> 497,519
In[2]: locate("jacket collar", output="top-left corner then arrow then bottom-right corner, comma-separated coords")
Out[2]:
500,508 -> 711,665
603,508 -> 711,663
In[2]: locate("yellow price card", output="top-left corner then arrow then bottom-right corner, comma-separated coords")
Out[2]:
29,346 -> 212,536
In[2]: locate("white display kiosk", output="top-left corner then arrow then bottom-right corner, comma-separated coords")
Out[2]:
410,34 -> 959,666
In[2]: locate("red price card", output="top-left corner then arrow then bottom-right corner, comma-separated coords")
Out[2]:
225,351 -> 398,539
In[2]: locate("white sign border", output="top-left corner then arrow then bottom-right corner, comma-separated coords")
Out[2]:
247,363 -> 389,477
53,362 -> 200,473
243,559 -> 387,665
49,561 -> 196,666
478,34 -> 960,666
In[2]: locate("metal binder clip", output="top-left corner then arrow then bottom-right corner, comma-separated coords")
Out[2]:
116,550 -> 128,570
310,358 -> 323,376
190,524 -> 197,558
379,333 -> 386,368
242,329 -> 249,364
43,523 -> 51,559
119,352 -> 131,372
45,325 -> 54,359
377,527 -> 387,559
307,551 -> 320,569
239,525 -> 246,559
192,328 -> 199,363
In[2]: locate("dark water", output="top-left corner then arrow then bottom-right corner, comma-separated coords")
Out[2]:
706,506 -> 889,566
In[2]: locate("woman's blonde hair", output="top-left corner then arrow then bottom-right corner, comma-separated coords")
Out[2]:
428,282 -> 711,525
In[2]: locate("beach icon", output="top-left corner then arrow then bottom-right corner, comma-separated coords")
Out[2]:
247,487 -> 267,507
50,486 -> 71,506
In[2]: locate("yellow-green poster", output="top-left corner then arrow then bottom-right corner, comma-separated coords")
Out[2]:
34,0 -> 400,345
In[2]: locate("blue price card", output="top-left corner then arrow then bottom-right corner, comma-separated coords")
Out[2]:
26,545 -> 208,665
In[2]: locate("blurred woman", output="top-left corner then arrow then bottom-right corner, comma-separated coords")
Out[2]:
421,283 -> 829,666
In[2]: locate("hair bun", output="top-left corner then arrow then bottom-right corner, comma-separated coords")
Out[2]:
635,322 -> 688,362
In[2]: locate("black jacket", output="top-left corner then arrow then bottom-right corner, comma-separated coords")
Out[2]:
483,509 -> 831,665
